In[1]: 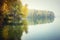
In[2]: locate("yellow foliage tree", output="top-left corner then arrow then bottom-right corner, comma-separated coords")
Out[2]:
22,4 -> 28,18
2,0 -> 28,40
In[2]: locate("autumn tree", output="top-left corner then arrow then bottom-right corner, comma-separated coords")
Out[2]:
1,0 -> 28,40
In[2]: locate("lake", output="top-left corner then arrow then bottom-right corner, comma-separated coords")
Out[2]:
22,18 -> 60,40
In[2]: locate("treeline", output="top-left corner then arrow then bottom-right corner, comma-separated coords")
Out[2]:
27,10 -> 55,24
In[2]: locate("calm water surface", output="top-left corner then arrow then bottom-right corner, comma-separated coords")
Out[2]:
22,17 -> 60,40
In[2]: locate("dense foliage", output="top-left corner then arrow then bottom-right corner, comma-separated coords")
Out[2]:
0,0 -> 28,40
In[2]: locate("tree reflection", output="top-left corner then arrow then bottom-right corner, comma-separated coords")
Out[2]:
2,19 -> 28,40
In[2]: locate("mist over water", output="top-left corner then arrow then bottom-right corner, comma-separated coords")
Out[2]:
22,14 -> 60,40
22,0 -> 60,40
22,10 -> 57,40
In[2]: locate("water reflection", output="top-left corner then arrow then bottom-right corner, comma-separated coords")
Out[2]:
2,19 -> 28,40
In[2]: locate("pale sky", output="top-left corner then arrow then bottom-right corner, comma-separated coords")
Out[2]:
22,0 -> 60,18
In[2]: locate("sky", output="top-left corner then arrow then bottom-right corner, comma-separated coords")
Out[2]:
22,0 -> 60,18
